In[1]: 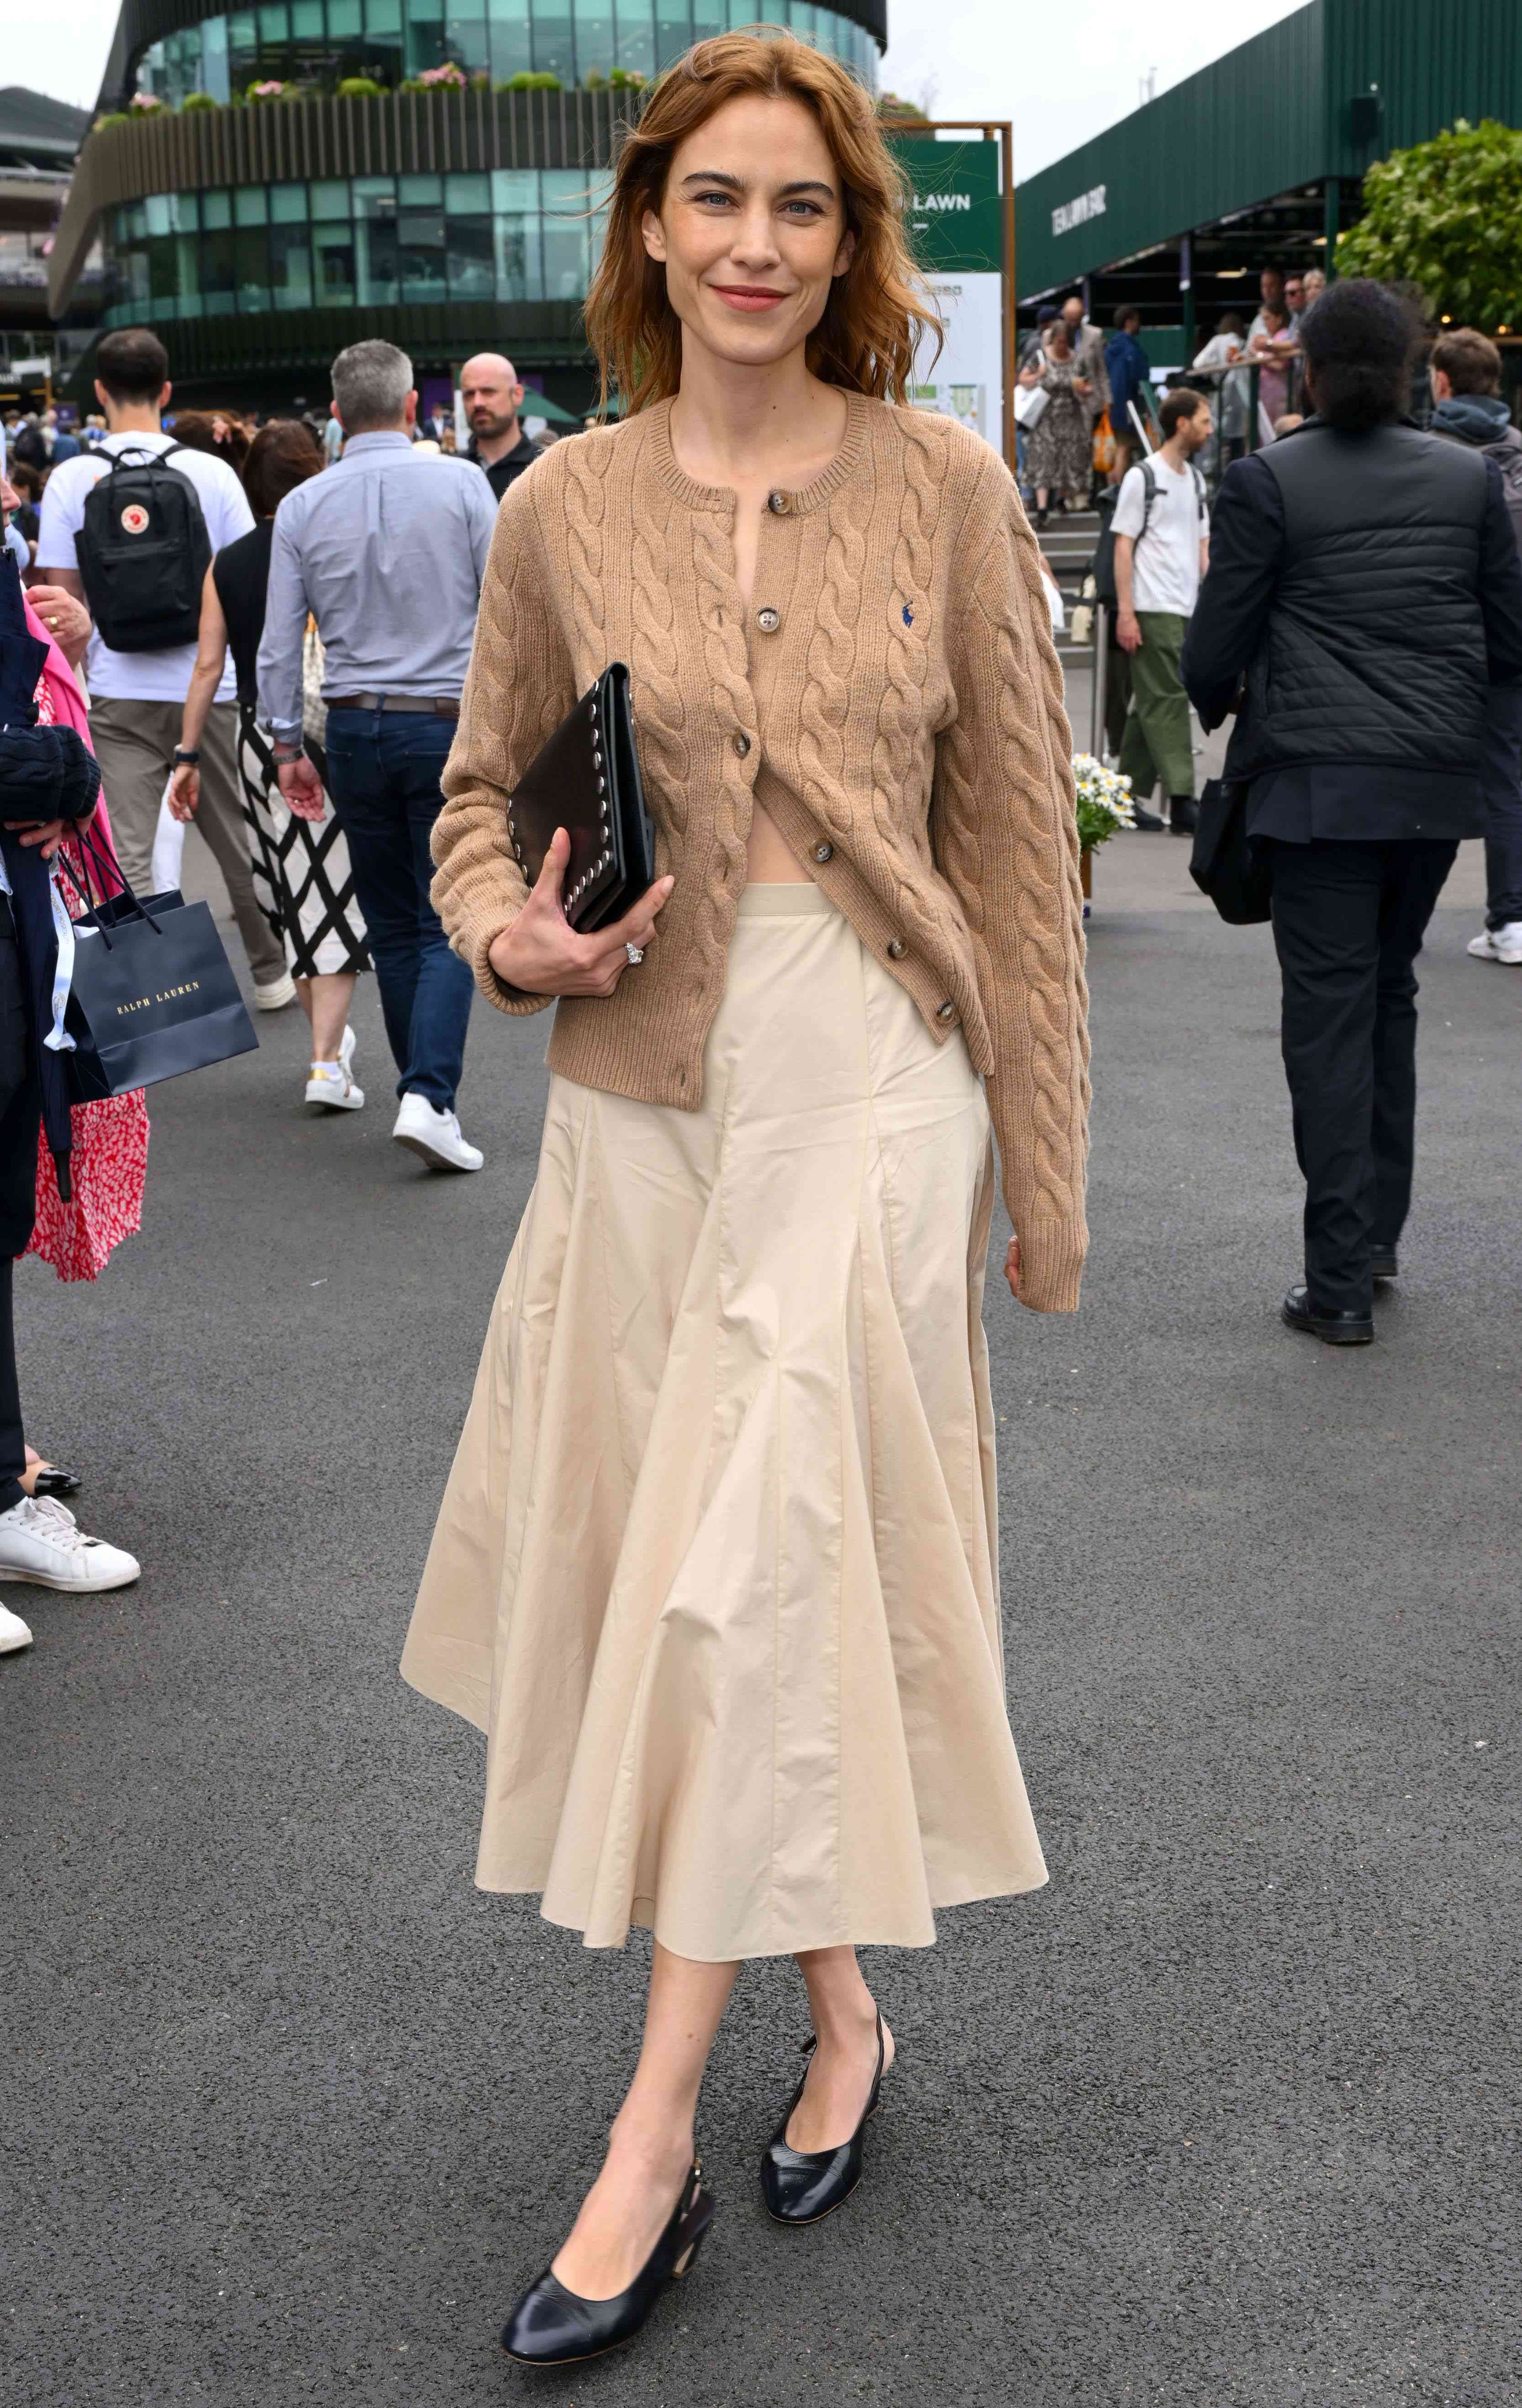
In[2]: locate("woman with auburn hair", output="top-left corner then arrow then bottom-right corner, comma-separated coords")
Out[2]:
402,27 -> 1089,2367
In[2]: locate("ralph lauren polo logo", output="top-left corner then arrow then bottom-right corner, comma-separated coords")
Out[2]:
902,605 -> 914,628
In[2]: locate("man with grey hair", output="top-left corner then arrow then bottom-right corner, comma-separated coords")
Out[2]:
258,339 -> 498,1172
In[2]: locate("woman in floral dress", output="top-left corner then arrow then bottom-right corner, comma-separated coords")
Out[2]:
1020,321 -> 1095,523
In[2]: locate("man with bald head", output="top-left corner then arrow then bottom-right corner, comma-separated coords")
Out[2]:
461,353 -> 540,502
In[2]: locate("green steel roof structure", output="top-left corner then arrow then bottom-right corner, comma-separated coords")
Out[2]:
1015,0 -> 1522,338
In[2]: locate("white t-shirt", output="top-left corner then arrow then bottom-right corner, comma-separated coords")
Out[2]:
37,429 -> 254,702
1112,453 -> 1209,617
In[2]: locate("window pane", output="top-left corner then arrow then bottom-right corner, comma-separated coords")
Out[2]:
169,192 -> 200,232
446,172 -> 490,213
145,195 -> 172,238
235,227 -> 271,311
542,168 -> 589,300
491,172 -> 540,298
270,223 -> 313,306
355,213 -> 398,303
258,4 -> 290,39
616,0 -> 654,79
365,0 -> 401,30
446,11 -> 490,73
448,214 -> 494,300
177,233 -> 203,315
691,3 -> 722,42
490,0 -> 532,77
655,2 -> 691,69
788,1 -> 816,37
310,178 -> 350,219
313,219 -> 357,304
327,0 -> 361,30
202,189 -> 232,231
291,0 -> 324,32
201,228 -> 237,314
202,17 -> 232,102
235,188 -> 269,227
271,183 -> 308,222
400,206 -> 447,302
400,173 -> 442,205
353,175 -> 397,218
147,233 -> 179,316
576,0 -> 616,78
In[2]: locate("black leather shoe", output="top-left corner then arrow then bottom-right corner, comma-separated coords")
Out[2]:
1131,805 -> 1165,832
29,1463 -> 83,1499
761,2013 -> 886,2227
1169,797 -> 1199,835
1370,1248 -> 1399,1282
500,2161 -> 713,2367
1281,1283 -> 1374,1346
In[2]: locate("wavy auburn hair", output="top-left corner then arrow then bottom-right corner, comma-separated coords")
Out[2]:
584,30 -> 942,417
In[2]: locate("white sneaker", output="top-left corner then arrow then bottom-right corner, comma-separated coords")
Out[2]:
1467,922 -> 1522,965
305,1027 -> 365,1111
0,1495 -> 140,1592
253,970 -> 297,1011
392,1092 -> 484,1172
0,1601 -> 33,1653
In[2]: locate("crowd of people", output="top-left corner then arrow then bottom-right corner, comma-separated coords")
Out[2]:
0,325 -> 567,1643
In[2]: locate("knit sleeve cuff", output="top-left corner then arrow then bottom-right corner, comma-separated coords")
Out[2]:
1011,1211 -> 1087,1315
453,900 -> 556,1020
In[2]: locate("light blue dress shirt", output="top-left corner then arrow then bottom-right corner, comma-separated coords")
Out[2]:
256,430 -> 500,740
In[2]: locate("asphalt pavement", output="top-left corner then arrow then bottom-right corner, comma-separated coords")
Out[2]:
4,827 -> 1519,2408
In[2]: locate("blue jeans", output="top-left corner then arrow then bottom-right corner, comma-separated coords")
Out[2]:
322,710 -> 474,1113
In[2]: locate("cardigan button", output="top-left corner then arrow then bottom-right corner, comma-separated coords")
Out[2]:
767,489 -> 790,515
733,731 -> 752,757
887,938 -> 906,960
813,841 -> 833,864
756,606 -> 780,633
936,1000 -> 957,1022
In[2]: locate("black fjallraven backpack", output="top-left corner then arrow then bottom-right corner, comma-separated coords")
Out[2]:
75,445 -> 212,653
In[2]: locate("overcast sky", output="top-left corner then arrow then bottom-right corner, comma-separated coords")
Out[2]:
15,0 -> 1307,175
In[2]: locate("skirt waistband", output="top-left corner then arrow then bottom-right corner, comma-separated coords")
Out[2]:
737,880 -> 834,919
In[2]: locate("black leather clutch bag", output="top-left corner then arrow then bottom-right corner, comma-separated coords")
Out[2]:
506,662 -> 656,933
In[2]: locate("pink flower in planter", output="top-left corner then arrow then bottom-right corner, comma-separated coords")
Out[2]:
419,62 -> 468,87
130,92 -> 163,111
250,79 -> 287,98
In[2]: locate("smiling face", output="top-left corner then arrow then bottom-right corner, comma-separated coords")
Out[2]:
640,93 -> 856,376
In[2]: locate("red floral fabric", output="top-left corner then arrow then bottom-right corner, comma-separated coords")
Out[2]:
21,667 -> 151,1283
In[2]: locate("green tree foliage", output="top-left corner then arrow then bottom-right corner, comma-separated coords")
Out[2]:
1337,118 -> 1522,329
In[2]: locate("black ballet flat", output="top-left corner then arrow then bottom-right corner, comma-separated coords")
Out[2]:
500,2160 -> 713,2368
30,1464 -> 83,1499
760,2012 -> 887,2227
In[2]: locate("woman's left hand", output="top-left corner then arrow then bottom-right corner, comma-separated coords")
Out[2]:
1004,1235 -> 1022,1301
167,763 -> 200,821
27,584 -> 92,671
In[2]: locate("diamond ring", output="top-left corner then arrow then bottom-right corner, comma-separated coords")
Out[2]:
625,942 -> 644,966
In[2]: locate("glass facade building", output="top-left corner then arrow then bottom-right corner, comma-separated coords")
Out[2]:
137,2 -> 879,106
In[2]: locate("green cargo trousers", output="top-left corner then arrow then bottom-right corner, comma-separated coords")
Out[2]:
1116,611 -> 1195,802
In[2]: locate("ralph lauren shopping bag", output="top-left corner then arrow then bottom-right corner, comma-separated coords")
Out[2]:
61,837 -> 258,1101
1188,777 -> 1273,926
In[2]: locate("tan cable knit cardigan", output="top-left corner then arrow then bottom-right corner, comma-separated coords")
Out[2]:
432,391 -> 1091,1311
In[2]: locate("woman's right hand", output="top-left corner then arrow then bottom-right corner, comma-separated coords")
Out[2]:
487,826 -> 675,997
168,763 -> 200,821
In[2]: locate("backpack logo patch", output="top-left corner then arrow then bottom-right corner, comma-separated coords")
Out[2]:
120,503 -> 151,535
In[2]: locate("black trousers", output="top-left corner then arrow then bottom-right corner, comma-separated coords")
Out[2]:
0,911 -> 40,1513
1267,838 -> 1458,1315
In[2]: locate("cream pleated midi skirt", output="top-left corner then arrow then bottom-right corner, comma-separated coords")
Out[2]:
401,882 -> 1047,1959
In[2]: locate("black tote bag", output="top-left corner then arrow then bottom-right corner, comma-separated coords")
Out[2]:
1188,777 -> 1273,926
60,833 -> 258,1101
